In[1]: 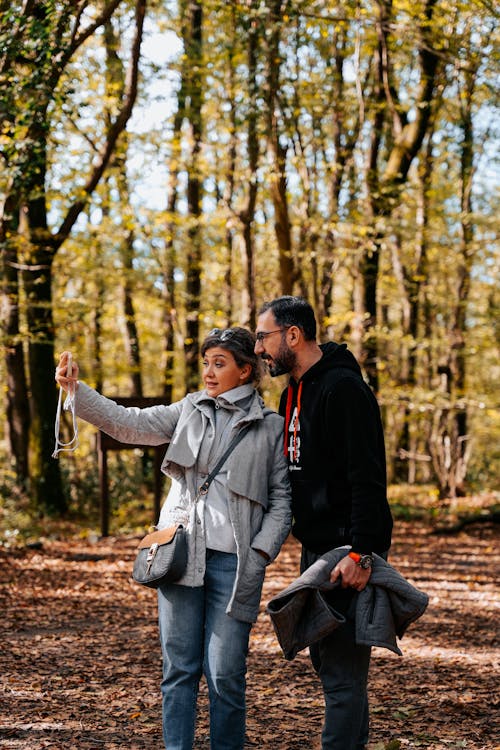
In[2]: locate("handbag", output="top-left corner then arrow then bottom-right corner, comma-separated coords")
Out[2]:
132,523 -> 188,588
132,424 -> 251,588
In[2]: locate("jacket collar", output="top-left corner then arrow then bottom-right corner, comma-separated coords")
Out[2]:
188,386 -> 266,424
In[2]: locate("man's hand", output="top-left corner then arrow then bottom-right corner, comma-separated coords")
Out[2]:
330,555 -> 371,591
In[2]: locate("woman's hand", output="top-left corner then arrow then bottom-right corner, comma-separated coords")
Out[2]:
55,351 -> 79,393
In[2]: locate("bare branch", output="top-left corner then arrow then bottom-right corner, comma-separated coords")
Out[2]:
66,0 -> 124,61
382,0 -> 440,186
55,0 -> 147,246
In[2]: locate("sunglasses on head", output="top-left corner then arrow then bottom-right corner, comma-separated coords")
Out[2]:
208,328 -> 238,342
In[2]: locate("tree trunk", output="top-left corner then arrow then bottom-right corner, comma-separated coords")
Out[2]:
266,0 -> 295,296
1,206 -> 30,485
105,20 -> 143,397
23,192 -> 66,512
182,0 -> 203,393
221,3 -> 238,326
238,6 -> 259,330
444,50 -> 476,496
319,23 -> 362,336
361,0 -> 439,391
91,235 -> 106,395
121,232 -> 143,396
390,130 -> 436,482
162,128 -> 182,402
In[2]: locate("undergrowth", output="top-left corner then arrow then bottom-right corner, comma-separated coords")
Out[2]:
0,464 -> 497,549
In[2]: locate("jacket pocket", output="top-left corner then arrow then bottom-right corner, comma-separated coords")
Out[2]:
236,547 -> 267,605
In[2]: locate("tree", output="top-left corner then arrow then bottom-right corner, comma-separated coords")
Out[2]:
181,0 -> 204,393
427,16 -> 492,497
2,0 -> 497,509
0,0 -> 145,512
359,0 -> 440,390
265,0 -> 296,296
104,18 -> 143,396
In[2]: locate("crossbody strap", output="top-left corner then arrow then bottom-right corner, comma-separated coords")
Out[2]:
197,424 -> 251,497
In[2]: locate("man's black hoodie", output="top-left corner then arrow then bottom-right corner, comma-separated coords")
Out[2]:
279,342 -> 393,555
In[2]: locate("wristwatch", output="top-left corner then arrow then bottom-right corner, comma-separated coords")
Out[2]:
348,551 -> 374,569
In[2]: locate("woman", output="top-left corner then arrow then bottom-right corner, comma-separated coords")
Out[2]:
55,327 -> 291,750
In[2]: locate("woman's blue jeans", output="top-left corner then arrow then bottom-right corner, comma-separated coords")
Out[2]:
157,550 -> 252,750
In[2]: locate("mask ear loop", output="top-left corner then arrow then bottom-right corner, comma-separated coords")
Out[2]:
52,354 -> 79,459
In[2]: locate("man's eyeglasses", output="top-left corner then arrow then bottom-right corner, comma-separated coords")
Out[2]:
208,327 -> 237,341
255,328 -> 286,342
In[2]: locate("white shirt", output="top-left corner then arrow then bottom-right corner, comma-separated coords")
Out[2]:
197,384 -> 254,553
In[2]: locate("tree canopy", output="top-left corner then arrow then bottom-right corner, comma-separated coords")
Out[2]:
1,0 -> 498,515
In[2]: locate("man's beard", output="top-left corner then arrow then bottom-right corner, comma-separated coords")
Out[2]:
262,341 -> 297,377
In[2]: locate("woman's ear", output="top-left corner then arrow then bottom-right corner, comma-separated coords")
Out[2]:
240,364 -> 252,381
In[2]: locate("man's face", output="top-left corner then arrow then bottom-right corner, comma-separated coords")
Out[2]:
254,309 -> 296,377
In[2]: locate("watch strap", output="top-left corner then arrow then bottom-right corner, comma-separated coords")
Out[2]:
348,551 -> 373,569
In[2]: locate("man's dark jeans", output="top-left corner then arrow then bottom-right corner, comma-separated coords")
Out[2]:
301,547 -> 374,750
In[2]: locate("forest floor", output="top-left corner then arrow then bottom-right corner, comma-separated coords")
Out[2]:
0,507 -> 498,750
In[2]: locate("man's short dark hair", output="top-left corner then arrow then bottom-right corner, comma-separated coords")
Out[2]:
258,296 -> 317,341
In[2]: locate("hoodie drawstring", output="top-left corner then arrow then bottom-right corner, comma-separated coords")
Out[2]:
284,385 -> 293,456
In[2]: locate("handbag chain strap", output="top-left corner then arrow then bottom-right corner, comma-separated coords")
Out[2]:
197,424 -> 251,498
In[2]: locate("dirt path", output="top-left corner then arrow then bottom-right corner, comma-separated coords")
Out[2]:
0,518 -> 498,749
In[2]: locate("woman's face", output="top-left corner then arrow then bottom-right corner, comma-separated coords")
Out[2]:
202,346 -> 252,398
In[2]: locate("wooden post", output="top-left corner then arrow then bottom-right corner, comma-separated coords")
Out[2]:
98,434 -> 109,538
154,447 -> 163,525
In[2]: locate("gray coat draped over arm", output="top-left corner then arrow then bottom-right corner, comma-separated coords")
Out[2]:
266,548 -> 429,660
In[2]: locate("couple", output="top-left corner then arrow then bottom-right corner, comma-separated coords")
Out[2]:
55,296 -> 393,750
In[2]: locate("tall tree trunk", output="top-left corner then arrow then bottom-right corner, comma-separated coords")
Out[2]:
0,203 -> 30,486
121,231 -> 143,396
431,50 -> 476,497
362,0 -> 439,391
23,176 -> 66,512
220,3 -> 238,325
266,0 -> 294,295
238,4 -> 259,330
105,20 -> 143,397
319,17 -> 362,336
451,76 -> 474,495
161,248 -> 176,403
91,233 -> 106,395
161,117 -> 184,401
391,130 -> 436,482
182,0 -> 203,393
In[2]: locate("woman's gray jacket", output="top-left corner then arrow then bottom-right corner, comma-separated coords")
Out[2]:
75,382 -> 292,623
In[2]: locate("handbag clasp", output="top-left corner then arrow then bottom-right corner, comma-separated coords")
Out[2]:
146,542 -> 159,574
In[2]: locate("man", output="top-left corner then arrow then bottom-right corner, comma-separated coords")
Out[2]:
255,296 -> 393,750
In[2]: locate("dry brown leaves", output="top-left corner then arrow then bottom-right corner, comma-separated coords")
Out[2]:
0,514 -> 498,749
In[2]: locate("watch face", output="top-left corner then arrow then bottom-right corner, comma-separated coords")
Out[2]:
359,555 -> 373,569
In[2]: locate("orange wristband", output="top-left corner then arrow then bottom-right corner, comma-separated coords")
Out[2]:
348,551 -> 361,563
